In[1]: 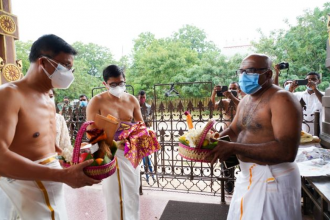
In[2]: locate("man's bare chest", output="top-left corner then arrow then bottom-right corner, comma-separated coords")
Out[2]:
237,104 -> 271,132
100,102 -> 134,121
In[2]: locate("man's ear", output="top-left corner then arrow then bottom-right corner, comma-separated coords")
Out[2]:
318,79 -> 322,84
102,81 -> 107,87
267,70 -> 273,79
38,57 -> 46,68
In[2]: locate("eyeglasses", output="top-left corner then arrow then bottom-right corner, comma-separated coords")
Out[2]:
80,99 -> 87,101
42,56 -> 75,73
236,68 -> 269,75
108,81 -> 126,88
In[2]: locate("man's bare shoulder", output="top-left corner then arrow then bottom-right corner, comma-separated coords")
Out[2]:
0,82 -> 21,114
127,93 -> 139,103
89,92 -> 107,103
269,87 -> 301,109
0,82 -> 21,100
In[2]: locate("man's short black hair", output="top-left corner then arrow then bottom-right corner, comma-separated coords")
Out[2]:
103,65 -> 125,82
283,79 -> 293,87
138,90 -> 146,96
229,81 -> 240,89
307,72 -> 320,80
79,94 -> 88,99
64,96 -> 69,99
29,34 -> 77,63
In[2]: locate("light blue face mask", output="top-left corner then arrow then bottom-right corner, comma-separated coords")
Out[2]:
306,86 -> 314,91
80,101 -> 87,107
284,83 -> 291,91
238,71 -> 268,95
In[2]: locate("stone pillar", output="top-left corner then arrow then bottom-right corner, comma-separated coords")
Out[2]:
320,14 -> 330,148
0,0 -> 21,84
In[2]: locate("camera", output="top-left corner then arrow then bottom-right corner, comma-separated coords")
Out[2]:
216,86 -> 228,97
278,62 -> 289,70
296,79 -> 308,86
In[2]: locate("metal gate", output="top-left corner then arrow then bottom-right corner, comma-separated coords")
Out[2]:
140,82 -> 237,197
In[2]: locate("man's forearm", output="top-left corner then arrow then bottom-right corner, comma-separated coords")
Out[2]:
231,141 -> 298,164
314,89 -> 324,103
230,96 -> 240,106
211,94 -> 216,104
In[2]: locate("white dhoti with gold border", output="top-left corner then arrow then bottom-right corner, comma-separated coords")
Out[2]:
227,160 -> 301,220
0,155 -> 68,220
102,149 -> 140,220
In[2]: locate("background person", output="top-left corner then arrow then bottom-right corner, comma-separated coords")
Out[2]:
138,90 -> 155,184
290,72 -> 323,135
79,94 -> 88,108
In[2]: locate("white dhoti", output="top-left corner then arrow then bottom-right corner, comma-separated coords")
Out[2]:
227,161 -> 301,220
102,149 -> 140,220
0,188 -> 18,220
0,155 -> 68,220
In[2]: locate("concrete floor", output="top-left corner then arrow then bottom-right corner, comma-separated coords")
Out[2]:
0,183 -> 315,220
64,184 -> 313,220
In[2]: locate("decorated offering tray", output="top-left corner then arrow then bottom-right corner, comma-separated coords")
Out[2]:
70,121 -> 117,180
178,112 -> 239,167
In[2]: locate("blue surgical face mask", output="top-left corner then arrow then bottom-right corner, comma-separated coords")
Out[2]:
306,86 -> 314,91
80,101 -> 87,107
284,83 -> 291,91
238,71 -> 268,95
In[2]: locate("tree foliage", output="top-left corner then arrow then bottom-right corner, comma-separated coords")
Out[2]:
15,40 -> 32,75
127,25 -> 242,98
72,42 -> 115,77
13,4 -> 330,101
251,3 -> 330,90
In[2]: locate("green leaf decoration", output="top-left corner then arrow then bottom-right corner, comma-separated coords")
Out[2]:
104,155 -> 112,164
201,142 -> 218,150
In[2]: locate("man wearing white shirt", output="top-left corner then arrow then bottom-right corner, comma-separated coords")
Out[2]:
289,72 -> 324,135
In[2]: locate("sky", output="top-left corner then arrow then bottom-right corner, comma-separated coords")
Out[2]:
11,0 -> 330,60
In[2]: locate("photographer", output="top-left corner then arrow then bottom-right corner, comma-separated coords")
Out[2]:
289,72 -> 324,135
210,82 -> 242,194
274,62 -> 289,86
283,79 -> 294,91
211,82 -> 243,110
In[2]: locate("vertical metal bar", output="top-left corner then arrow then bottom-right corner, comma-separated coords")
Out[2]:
314,111 -> 320,136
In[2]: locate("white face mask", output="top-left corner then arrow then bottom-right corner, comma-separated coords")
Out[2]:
42,57 -> 74,89
50,97 -> 55,103
109,86 -> 126,98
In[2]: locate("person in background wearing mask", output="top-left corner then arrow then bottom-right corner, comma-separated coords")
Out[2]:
289,72 -> 323,135
57,96 -> 70,114
137,90 -> 155,184
87,65 -> 148,220
211,82 -> 243,129
210,82 -> 243,194
138,90 -> 152,126
208,54 -> 302,219
0,34 -> 99,220
79,94 -> 88,108
211,82 -> 244,112
283,79 -> 293,91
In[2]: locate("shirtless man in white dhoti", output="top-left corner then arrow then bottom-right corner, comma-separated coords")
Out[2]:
87,65 -> 143,220
208,54 -> 303,220
0,34 -> 100,220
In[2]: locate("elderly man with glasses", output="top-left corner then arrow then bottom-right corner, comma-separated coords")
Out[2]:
208,54 -> 302,220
